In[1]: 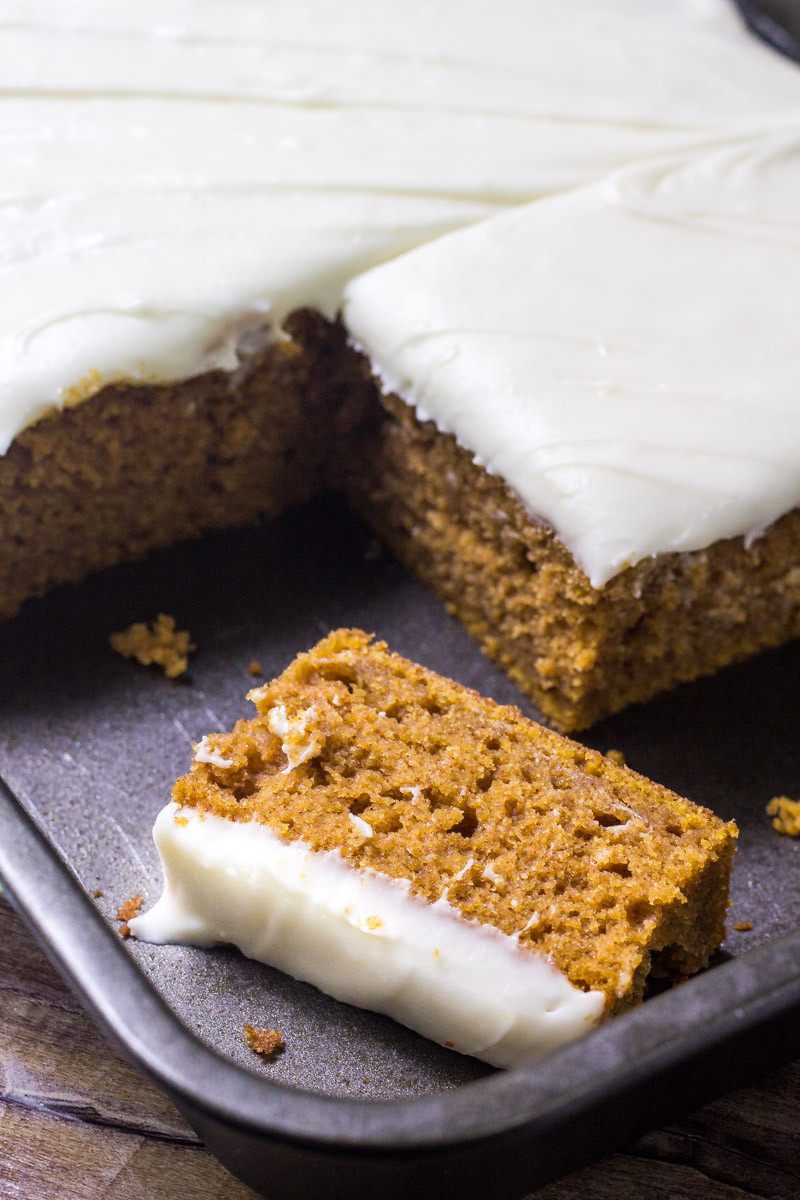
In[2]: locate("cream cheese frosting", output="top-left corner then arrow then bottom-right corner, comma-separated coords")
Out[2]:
130,801 -> 605,1068
3,0 -> 800,456
344,125 -> 800,585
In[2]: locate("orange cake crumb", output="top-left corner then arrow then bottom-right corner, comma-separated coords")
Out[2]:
733,921 -> 753,932
116,894 -> 143,922
173,628 -> 737,1014
248,660 -> 264,676
118,923 -> 131,938
110,614 -> 195,679
766,795 -> 800,837
244,1025 -> 284,1058
91,889 -> 103,899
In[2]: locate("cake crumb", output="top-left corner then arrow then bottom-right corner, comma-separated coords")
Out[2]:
244,1024 -> 284,1059
61,368 -> 106,407
248,660 -> 263,676
605,748 -> 626,767
766,795 -> 800,836
118,923 -> 131,938
194,734 -> 234,769
733,921 -> 753,932
275,334 -> 302,360
91,889 -> 103,899
110,614 -> 195,679
116,894 -> 143,922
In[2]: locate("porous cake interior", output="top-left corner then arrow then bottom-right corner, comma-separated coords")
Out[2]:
0,311 -> 374,622
174,629 -> 736,1012
344,394 -> 800,731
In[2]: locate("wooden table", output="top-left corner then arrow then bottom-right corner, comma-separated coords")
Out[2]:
2,893 -> 798,1200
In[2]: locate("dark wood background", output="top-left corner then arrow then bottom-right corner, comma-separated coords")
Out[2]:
2,894 -> 798,1199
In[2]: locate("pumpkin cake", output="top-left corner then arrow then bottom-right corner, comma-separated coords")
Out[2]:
130,630 -> 737,1067
3,2 -> 800,728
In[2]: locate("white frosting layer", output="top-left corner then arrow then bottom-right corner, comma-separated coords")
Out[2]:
4,0 -> 800,454
130,802 -> 605,1068
344,125 -> 800,585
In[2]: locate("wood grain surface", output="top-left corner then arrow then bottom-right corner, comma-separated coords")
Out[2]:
1,893 -> 798,1200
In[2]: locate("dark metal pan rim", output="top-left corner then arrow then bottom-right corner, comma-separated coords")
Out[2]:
735,0 -> 800,63
1,7 -> 800,1194
3,772 -> 800,1157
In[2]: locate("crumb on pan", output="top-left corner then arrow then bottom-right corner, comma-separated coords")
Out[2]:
733,921 -> 753,932
91,889 -> 103,899
605,748 -> 626,767
248,660 -> 263,676
766,795 -> 800,837
116,894 -> 143,922
118,923 -> 131,938
244,1024 -> 284,1059
110,613 -> 195,679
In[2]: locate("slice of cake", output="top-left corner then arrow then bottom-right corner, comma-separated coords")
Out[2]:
130,629 -> 736,1068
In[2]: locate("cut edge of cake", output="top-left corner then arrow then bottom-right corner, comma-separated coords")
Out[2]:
4,302 -> 799,732
343,392 -> 800,731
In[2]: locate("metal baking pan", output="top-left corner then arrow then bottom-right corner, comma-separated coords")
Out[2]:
3,8 -> 800,1194
2,494 -> 800,1199
735,0 -> 800,58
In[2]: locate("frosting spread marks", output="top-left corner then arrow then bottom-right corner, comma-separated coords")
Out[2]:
3,0 -> 800,452
344,126 -> 800,585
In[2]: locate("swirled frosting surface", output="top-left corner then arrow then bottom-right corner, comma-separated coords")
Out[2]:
2,0 -> 800,577
3,0 -> 800,450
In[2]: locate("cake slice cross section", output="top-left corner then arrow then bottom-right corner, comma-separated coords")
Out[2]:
131,629 -> 736,1067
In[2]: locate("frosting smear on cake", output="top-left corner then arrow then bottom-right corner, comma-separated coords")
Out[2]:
130,802 -> 605,1069
3,0 -> 800,453
130,629 -> 736,1068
